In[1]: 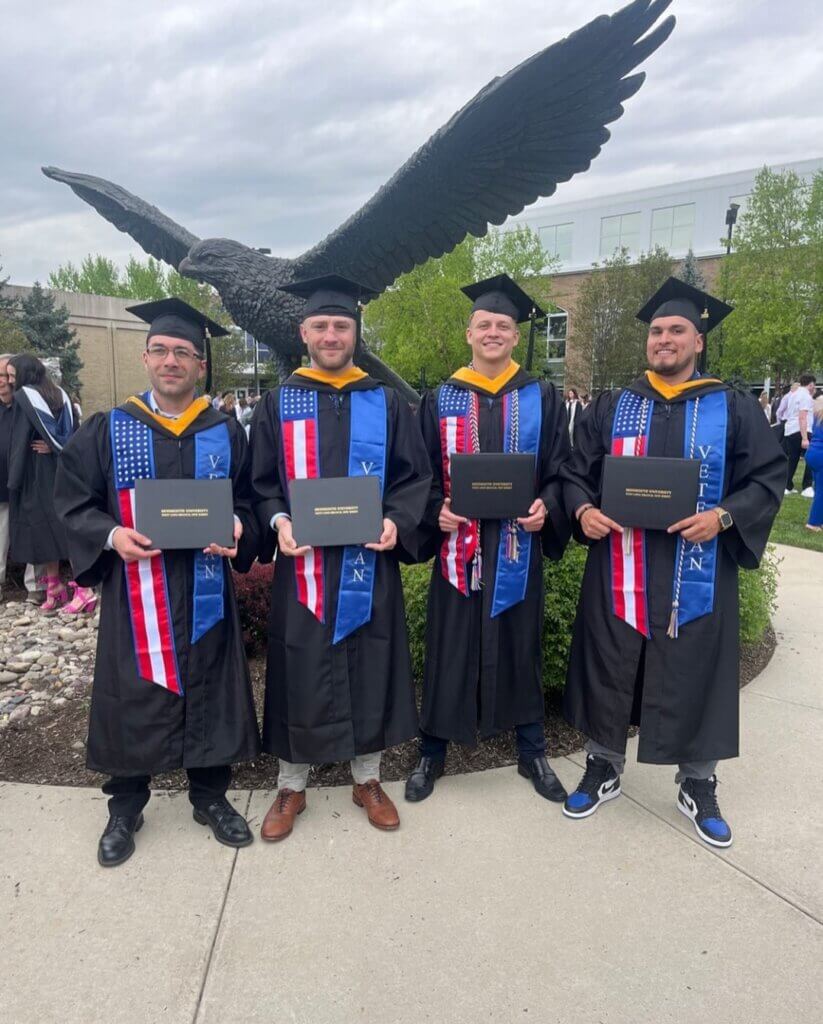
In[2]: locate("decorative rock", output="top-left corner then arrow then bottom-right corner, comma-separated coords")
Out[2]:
58,628 -> 77,642
16,649 -> 41,664
71,740 -> 85,751
5,664 -> 28,674
52,697 -> 67,707
30,705 -> 43,717
12,617 -> 31,627
38,653 -> 58,666
9,705 -> 30,723
0,671 -> 19,685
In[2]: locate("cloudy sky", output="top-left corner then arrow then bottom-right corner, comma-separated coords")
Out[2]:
2,0 -> 821,285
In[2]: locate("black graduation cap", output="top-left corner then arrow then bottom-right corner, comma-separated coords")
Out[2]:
461,273 -> 546,324
278,274 -> 379,319
127,297 -> 228,394
636,277 -> 733,336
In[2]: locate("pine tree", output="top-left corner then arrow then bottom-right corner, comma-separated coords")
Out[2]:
680,248 -> 706,290
0,260 -> 25,351
18,282 -> 83,393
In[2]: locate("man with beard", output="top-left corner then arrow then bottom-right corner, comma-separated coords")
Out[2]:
251,275 -> 430,841
405,274 -> 571,805
54,298 -> 261,867
560,278 -> 785,847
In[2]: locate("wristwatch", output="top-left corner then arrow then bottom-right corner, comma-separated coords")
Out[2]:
715,507 -> 733,532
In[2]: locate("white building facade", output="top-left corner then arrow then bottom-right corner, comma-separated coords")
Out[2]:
507,157 -> 823,273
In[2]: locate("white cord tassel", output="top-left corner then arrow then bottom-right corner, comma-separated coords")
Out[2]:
667,601 -> 679,639
470,548 -> 483,590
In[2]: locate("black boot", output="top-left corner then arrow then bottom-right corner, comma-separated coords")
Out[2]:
517,756 -> 567,803
193,797 -> 253,848
404,756 -> 446,802
98,813 -> 144,867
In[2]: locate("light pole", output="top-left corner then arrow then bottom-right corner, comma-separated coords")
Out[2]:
715,203 -> 740,368
724,203 -> 740,256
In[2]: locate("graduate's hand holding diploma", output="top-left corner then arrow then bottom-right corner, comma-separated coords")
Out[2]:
666,510 -> 721,543
439,498 -> 467,532
517,498 -> 548,533
112,527 -> 161,563
365,518 -> 398,552
204,517 -> 243,559
275,517 -> 311,559
579,506 -> 623,541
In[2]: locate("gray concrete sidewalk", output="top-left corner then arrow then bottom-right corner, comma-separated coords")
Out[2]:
2,544 -> 821,1024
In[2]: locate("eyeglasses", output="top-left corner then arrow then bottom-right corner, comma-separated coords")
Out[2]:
146,344 -> 202,363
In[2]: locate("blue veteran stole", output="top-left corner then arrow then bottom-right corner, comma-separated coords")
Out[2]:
490,382 -> 542,618
110,405 -> 231,684
279,386 -> 387,644
668,390 -> 727,637
608,388 -> 728,639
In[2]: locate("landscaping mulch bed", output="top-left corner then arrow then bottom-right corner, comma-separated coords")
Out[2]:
0,624 -> 776,791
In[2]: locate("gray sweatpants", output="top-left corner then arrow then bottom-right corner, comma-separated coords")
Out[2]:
585,739 -> 717,784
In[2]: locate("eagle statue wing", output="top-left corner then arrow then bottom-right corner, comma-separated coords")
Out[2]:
293,0 -> 674,290
41,166 -> 199,268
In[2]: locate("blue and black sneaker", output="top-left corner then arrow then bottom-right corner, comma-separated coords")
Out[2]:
677,776 -> 733,848
562,755 -> 621,819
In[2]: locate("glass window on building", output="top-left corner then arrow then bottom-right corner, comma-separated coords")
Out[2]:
650,203 -> 695,252
599,212 -> 641,258
546,310 -> 568,360
538,222 -> 573,265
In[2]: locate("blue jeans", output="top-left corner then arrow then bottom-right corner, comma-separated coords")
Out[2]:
808,465 -> 823,526
420,722 -> 546,762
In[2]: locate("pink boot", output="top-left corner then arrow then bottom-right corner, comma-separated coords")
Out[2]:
39,576 -> 69,615
59,583 -> 98,616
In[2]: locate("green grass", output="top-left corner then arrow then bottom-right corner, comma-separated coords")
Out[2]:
768,467 -> 823,552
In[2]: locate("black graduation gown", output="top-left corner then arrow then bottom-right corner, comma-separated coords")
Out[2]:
53,402 -> 262,776
251,374 -> 432,764
8,391 -> 74,563
417,369 -> 571,746
561,377 -> 786,764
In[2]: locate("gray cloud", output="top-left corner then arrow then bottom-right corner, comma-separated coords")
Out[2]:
1,0 -> 821,284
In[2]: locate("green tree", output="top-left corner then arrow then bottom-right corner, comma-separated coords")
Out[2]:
18,282 -> 83,393
0,259 -> 25,351
680,248 -> 707,290
49,253 -> 248,393
365,227 -> 552,385
718,167 -> 823,384
569,246 -> 673,392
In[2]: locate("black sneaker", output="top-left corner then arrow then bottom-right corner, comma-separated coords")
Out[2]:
677,776 -> 732,848
562,755 -> 621,819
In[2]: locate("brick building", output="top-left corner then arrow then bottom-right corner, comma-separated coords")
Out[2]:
3,285 -> 149,415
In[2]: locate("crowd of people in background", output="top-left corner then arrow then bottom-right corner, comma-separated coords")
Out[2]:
762,375 -> 821,532
210,390 -> 258,434
0,351 -> 96,612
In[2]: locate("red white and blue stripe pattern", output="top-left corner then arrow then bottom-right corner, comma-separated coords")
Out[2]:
609,391 -> 651,638
280,387 -> 325,622
438,385 -> 479,595
110,410 -> 182,694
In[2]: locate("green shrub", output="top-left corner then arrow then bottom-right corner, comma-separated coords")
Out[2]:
739,544 -> 780,645
237,542 -> 779,677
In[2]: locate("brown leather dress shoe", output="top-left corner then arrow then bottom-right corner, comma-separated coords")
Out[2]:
352,780 -> 400,831
260,788 -> 306,842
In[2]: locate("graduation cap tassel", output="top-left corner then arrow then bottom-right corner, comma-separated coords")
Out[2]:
204,330 -> 212,395
697,305 -> 710,375
524,312 -> 537,372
